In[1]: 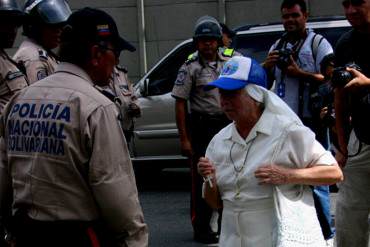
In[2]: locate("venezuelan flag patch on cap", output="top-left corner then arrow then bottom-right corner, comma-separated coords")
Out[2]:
97,24 -> 111,36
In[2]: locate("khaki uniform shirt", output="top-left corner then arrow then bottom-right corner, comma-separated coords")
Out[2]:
0,50 -> 28,115
0,63 -> 148,247
13,38 -> 58,84
106,66 -> 141,131
171,50 -> 233,115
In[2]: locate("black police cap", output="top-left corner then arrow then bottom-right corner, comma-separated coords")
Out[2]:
66,7 -> 136,52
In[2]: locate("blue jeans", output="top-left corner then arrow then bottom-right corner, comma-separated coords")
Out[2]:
312,185 -> 335,240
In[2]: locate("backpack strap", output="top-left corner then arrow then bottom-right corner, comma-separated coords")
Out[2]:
311,33 -> 324,66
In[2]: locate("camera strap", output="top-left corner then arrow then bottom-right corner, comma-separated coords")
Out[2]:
275,33 -> 306,102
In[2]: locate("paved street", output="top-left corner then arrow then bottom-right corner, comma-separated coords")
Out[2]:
136,167 -> 210,247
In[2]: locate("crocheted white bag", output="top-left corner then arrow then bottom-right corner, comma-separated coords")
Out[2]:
270,122 -> 326,247
273,185 -> 326,247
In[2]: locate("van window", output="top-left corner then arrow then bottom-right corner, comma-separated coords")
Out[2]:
234,26 -> 351,63
147,42 -> 195,96
312,26 -> 351,47
234,31 -> 283,62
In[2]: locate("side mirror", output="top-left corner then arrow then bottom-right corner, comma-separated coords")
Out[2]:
140,78 -> 150,97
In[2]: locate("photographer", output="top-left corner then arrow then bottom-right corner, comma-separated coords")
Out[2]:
262,0 -> 335,242
316,53 -> 336,150
334,0 -> 370,246
262,0 -> 333,127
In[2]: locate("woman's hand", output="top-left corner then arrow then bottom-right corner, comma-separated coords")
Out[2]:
254,164 -> 292,185
197,157 -> 216,179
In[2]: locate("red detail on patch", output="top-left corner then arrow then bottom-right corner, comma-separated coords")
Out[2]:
98,29 -> 111,36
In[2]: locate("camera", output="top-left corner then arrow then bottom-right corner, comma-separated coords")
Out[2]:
276,48 -> 293,69
331,63 -> 361,88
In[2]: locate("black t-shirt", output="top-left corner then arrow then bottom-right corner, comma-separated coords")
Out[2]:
335,29 -> 370,144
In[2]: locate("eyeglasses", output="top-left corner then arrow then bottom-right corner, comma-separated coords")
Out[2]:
342,0 -> 366,8
98,44 -> 120,58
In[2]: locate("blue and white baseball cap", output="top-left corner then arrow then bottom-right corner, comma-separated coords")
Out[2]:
205,56 -> 267,91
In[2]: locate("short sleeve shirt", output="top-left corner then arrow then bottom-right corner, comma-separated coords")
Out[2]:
13,38 -> 58,84
270,30 -> 333,117
106,66 -> 141,130
0,50 -> 28,115
171,51 -> 231,115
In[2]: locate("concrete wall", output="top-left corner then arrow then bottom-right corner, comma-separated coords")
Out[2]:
11,0 -> 346,83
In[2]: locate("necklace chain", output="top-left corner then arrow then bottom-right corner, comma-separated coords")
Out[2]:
229,138 -> 255,174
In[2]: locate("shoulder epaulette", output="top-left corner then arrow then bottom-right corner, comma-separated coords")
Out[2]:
222,48 -> 234,57
38,49 -> 48,60
116,65 -> 128,73
185,52 -> 198,64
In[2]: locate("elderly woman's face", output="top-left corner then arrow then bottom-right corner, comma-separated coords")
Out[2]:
219,88 -> 256,120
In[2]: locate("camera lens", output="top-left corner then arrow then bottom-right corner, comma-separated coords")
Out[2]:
276,49 -> 292,70
332,68 -> 353,87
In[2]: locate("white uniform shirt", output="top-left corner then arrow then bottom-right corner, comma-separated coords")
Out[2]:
206,104 -> 336,203
270,30 -> 333,117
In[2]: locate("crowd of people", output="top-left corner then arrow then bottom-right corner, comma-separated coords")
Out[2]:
0,0 -> 369,246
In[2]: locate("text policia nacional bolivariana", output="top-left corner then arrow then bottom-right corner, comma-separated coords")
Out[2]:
7,103 -> 70,156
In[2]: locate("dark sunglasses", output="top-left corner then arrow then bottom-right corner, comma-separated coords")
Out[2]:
98,44 -> 120,58
342,0 -> 365,8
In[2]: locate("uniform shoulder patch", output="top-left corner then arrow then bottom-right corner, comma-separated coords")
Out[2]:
116,65 -> 128,73
37,69 -> 48,80
174,69 -> 187,85
38,49 -> 48,60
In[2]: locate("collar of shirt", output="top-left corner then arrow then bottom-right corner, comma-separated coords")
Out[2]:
221,111 -> 275,146
199,50 -> 228,66
24,37 -> 44,52
55,62 -> 94,86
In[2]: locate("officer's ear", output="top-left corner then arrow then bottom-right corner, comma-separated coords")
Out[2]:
90,44 -> 102,66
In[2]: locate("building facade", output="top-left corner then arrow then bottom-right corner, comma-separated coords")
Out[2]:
12,0 -> 344,83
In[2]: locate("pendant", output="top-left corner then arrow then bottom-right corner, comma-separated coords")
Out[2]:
234,180 -> 241,199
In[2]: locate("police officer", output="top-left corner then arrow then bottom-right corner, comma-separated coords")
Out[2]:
98,42 -> 141,146
0,7 -> 148,247
13,0 -> 71,83
334,0 -> 370,246
171,16 -> 235,244
219,23 -> 235,48
218,22 -> 242,57
0,0 -> 28,115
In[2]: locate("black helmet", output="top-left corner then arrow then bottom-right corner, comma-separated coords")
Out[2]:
193,16 -> 222,41
0,0 -> 23,17
24,0 -> 71,24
